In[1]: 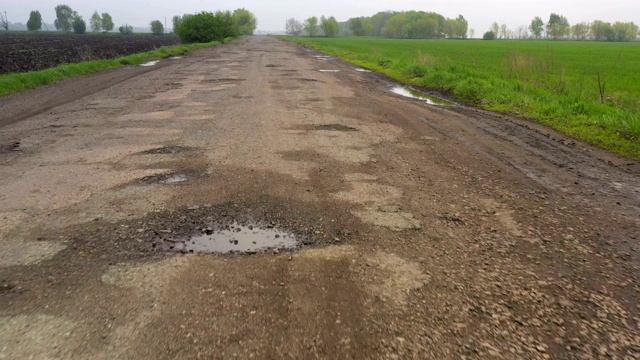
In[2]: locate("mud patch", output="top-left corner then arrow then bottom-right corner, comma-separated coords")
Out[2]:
352,205 -> 421,231
366,251 -> 429,305
140,173 -> 189,185
0,140 -> 21,153
265,64 -> 285,68
0,314 -> 78,359
391,86 -> 454,106
173,223 -> 299,254
202,78 -> 246,83
140,146 -> 192,155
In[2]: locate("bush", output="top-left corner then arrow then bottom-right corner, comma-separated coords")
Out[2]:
453,78 -> 490,103
150,20 -> 164,35
483,31 -> 496,40
73,17 -> 86,34
177,11 -> 239,44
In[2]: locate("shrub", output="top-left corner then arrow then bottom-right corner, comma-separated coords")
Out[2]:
483,31 -> 496,40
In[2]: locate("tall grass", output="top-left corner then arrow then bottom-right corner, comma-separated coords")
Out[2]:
282,37 -> 640,159
0,42 -> 219,98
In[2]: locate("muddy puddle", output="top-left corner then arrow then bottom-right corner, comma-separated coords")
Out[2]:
355,68 -> 372,73
318,70 -> 340,73
169,56 -> 183,60
311,55 -> 333,61
173,223 -> 299,254
139,60 -> 160,67
391,86 -> 454,106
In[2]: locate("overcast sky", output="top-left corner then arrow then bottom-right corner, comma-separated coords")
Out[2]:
3,0 -> 639,34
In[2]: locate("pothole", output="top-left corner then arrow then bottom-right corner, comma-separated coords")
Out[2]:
311,55 -> 333,61
0,141 -> 21,153
310,124 -> 358,132
391,86 -> 455,106
318,69 -> 340,73
141,146 -> 192,155
139,60 -> 160,67
171,223 -> 299,254
265,64 -> 285,68
355,68 -> 372,73
202,78 -> 245,82
169,56 -> 184,60
140,173 -> 189,185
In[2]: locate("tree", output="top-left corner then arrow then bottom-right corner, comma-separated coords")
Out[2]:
612,22 -> 639,42
320,16 -> 339,37
349,17 -> 367,36
176,11 -> 239,43
590,20 -> 614,41
172,15 -> 183,34
468,28 -> 475,39
571,22 -> 590,40
150,20 -> 164,35
547,13 -> 570,40
27,11 -> 43,31
381,14 -> 406,38
530,16 -> 544,39
500,24 -> 509,39
233,8 -> 257,35
0,12 -> 8,31
515,25 -> 529,39
101,13 -> 114,32
119,24 -> 133,35
72,16 -> 86,34
90,11 -> 102,32
54,4 -> 77,32
285,18 -> 303,36
454,15 -> 468,38
490,22 -> 500,38
304,16 -> 319,37
483,31 -> 496,40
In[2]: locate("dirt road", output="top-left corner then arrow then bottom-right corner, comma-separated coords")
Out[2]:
1,36 -> 638,359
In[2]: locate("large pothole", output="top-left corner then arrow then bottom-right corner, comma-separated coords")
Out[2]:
171,223 -> 299,254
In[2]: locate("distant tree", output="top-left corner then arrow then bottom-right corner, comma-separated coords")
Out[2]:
490,22 -> 500,38
590,20 -> 614,41
546,13 -> 570,40
176,11 -> 238,43
90,11 -> 102,32
483,31 -> 496,40
500,24 -> 509,39
27,11 -> 43,31
72,16 -> 86,34
0,13 -> 7,31
349,18 -> 366,36
213,10 -> 239,39
320,16 -> 339,37
468,28 -> 475,39
444,19 -> 457,38
285,18 -> 303,36
101,13 -> 114,32
529,16 -> 544,39
515,25 -> 529,39
118,24 -> 133,35
150,20 -> 164,35
172,15 -> 183,34
612,22 -> 639,42
571,22 -> 590,40
233,8 -> 257,35
381,14 -> 406,38
303,16 -> 319,37
54,4 -> 77,32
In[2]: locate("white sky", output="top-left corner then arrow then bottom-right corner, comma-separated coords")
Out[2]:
3,0 -> 639,34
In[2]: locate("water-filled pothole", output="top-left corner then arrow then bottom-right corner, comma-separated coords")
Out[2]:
141,146 -> 192,155
173,223 -> 299,254
139,60 -> 160,67
355,68 -> 372,73
169,56 -> 183,60
318,69 -> 340,73
141,173 -> 188,185
391,86 -> 455,106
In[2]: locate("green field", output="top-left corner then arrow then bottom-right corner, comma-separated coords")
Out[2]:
282,37 -> 640,159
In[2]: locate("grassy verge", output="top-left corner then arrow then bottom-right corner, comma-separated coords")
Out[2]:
280,36 -> 640,160
0,41 -> 220,98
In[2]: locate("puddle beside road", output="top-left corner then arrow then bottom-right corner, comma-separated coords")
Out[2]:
139,60 -> 160,67
391,86 -> 455,106
355,68 -> 372,73
311,55 -> 333,61
174,223 -> 299,254
169,56 -> 183,60
318,70 -> 340,73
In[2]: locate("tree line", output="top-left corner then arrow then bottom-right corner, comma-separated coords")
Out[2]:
286,11 -> 469,39
484,14 -> 638,41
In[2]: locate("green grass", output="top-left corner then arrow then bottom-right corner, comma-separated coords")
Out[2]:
0,41 -> 220,98
281,37 -> 640,159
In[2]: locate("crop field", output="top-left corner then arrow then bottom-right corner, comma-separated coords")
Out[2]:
0,32 -> 181,74
285,37 -> 640,158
